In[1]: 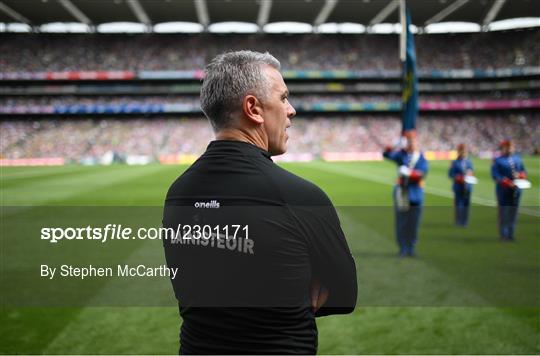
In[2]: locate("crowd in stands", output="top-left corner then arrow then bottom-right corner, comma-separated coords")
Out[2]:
0,96 -> 197,108
1,29 -> 539,72
289,91 -> 539,106
2,90 -> 537,111
2,115 -> 538,162
1,29 -> 538,162
290,115 -> 539,154
417,90 -> 539,101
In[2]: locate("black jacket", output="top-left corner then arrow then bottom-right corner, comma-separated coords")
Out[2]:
163,140 -> 357,354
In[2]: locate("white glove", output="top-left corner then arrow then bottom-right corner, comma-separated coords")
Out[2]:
513,179 -> 531,189
464,176 -> 478,185
392,137 -> 407,150
399,165 -> 411,177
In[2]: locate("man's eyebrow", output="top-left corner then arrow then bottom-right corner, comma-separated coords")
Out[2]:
281,90 -> 289,97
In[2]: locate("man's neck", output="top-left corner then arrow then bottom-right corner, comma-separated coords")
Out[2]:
215,127 -> 268,152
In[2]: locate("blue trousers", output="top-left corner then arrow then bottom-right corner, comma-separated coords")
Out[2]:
496,187 -> 521,240
394,202 -> 423,256
454,187 -> 471,226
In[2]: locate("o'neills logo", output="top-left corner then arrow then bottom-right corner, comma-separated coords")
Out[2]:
194,200 -> 220,208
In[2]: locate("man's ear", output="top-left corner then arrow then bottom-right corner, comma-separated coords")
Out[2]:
242,95 -> 264,125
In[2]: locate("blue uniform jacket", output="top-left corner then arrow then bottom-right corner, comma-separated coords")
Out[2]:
491,153 -> 527,195
448,158 -> 474,193
383,149 -> 429,204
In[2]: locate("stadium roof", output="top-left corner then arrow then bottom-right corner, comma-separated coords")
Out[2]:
0,0 -> 539,33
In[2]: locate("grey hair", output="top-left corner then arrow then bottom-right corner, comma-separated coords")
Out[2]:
200,50 -> 281,131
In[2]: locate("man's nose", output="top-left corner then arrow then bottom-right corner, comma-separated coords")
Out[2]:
288,102 -> 296,118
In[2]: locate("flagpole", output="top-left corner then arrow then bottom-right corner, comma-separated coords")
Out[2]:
400,0 -> 418,138
400,0 -> 407,140
400,0 -> 406,62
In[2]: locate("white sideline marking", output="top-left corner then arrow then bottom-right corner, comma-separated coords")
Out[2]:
309,162 -> 540,218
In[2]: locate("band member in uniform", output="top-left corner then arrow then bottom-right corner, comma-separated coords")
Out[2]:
448,144 -> 474,226
383,133 -> 429,257
491,140 -> 527,241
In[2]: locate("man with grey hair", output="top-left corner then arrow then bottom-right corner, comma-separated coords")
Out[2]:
163,50 -> 357,354
200,50 -> 292,155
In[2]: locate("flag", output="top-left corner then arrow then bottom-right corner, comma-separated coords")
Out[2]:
400,1 -> 418,134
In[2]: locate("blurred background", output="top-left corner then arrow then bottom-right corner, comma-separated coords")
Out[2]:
0,0 -> 539,165
1,1 -> 539,355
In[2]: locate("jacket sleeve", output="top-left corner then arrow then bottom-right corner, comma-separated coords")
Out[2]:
383,148 -> 401,163
491,159 -> 503,182
415,155 -> 429,178
290,191 -> 357,317
448,161 -> 456,179
517,156 -> 527,177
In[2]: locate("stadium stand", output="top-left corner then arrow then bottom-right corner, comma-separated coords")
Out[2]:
1,30 -> 539,72
2,114 -> 538,163
1,30 -> 539,163
2,91 -> 538,108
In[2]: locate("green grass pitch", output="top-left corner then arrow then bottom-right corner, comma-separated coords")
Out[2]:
1,157 -> 539,354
